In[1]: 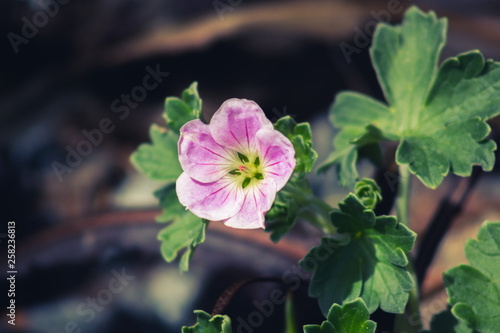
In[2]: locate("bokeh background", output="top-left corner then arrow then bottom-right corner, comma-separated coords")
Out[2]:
1,0 -> 500,332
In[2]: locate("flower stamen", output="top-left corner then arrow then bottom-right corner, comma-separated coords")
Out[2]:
242,177 -> 252,189
238,152 -> 249,163
227,151 -> 266,188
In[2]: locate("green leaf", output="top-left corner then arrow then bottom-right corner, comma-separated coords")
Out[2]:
266,117 -> 325,241
154,183 -> 185,223
274,116 -> 318,175
182,82 -> 202,118
371,6 -> 447,117
158,211 -> 207,272
130,124 -> 182,182
300,194 -> 415,314
318,145 -> 358,189
265,194 -> 300,243
265,177 -> 313,242
319,104 -> 388,188
443,221 -> 500,333
421,308 -> 475,333
323,6 -> 500,189
130,82 -> 207,272
396,51 -> 499,188
182,310 -> 232,333
303,298 -> 376,333
164,82 -> 202,133
303,323 -> 335,333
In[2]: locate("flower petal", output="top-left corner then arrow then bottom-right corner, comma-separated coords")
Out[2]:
178,119 -> 233,183
210,98 -> 273,152
176,173 -> 244,221
256,128 -> 296,190
222,178 -> 277,229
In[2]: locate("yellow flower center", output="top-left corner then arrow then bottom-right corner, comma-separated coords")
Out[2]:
228,152 -> 265,189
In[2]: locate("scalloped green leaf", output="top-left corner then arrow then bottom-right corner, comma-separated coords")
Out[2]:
371,6 -> 446,117
265,177 -> 323,242
274,116 -> 318,176
300,194 -> 415,315
421,308 -> 475,333
318,99 -> 387,188
443,222 -> 500,333
164,81 -> 203,133
303,298 -> 376,333
130,124 -> 182,182
158,211 -> 207,272
182,310 -> 232,333
322,6 -> 500,189
131,83 -> 207,272
395,51 -> 499,188
265,193 -> 300,243
182,82 -> 202,117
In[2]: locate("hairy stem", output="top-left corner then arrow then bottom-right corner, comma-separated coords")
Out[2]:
284,182 -> 335,235
396,164 -> 411,226
301,194 -> 336,235
393,164 -> 421,333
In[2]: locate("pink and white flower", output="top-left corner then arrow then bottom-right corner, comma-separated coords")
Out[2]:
176,98 -> 296,229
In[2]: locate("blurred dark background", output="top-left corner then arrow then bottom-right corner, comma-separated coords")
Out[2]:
1,0 -> 500,332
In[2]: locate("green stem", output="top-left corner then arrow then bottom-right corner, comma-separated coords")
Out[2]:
393,164 -> 421,333
284,182 -> 335,235
284,291 -> 298,333
299,194 -> 337,235
396,164 -> 411,226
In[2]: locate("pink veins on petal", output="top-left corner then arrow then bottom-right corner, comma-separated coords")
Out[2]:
176,98 -> 296,229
